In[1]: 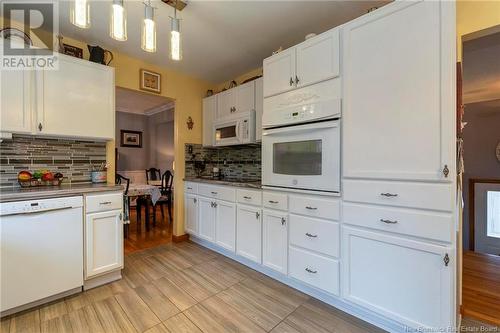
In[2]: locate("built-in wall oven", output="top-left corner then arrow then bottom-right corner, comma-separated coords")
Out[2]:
262,79 -> 341,194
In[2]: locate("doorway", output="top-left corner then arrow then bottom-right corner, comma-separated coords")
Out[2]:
115,86 -> 175,254
460,25 -> 500,325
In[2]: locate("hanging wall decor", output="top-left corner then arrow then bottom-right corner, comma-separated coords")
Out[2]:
140,69 -> 161,94
186,117 -> 194,130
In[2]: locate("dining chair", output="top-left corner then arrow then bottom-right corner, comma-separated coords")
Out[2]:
145,168 -> 161,184
154,170 -> 173,223
115,174 -> 130,238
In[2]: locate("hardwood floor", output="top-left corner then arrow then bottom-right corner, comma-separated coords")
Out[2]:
124,208 -> 173,255
462,251 -> 500,326
0,242 -> 386,333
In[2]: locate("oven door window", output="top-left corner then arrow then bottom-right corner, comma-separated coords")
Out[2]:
216,125 -> 236,140
273,140 -> 322,175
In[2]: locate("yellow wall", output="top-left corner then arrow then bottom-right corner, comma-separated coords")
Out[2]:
456,0 -> 500,60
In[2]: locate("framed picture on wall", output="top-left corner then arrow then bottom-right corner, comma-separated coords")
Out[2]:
120,130 -> 143,148
140,69 -> 161,94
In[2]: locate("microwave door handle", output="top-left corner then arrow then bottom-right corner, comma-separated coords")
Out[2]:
262,121 -> 338,136
235,121 -> 242,142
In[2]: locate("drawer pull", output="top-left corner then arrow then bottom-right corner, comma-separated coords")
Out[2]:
305,206 -> 317,210
305,232 -> 318,238
305,268 -> 317,274
187,187 -> 193,190
268,200 -> 279,204
100,201 -> 112,205
380,219 -> 398,224
211,191 -> 218,195
380,193 -> 398,197
243,196 -> 252,200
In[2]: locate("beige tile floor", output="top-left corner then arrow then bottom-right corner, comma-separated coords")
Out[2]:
1,242 -> 493,333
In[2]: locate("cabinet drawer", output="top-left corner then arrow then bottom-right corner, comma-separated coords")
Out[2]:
289,215 -> 339,257
343,180 -> 453,212
184,182 -> 198,194
263,192 -> 288,211
237,189 -> 262,206
289,195 -> 340,220
199,184 -> 235,202
343,203 -> 452,243
289,246 -> 339,296
86,192 -> 123,213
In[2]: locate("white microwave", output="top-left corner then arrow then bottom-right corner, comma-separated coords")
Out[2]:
213,111 -> 256,146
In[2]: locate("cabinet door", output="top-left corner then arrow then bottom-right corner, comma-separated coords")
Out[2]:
236,205 -> 262,263
202,95 -> 216,147
254,78 -> 263,141
262,210 -> 287,274
235,81 -> 255,114
198,197 -> 216,242
37,54 -> 114,139
342,226 -> 453,330
0,69 -> 33,133
342,1 -> 455,181
263,48 -> 296,97
184,194 -> 198,235
215,200 -> 236,251
85,210 -> 123,279
216,89 -> 236,119
296,29 -> 340,88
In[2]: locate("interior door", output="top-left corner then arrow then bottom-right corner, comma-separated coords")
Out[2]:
296,29 -> 340,88
342,1 -> 455,181
236,205 -> 262,263
474,183 -> 500,255
215,200 -> 236,251
37,54 -> 114,139
263,48 -> 296,97
198,197 -> 216,242
184,194 -> 198,235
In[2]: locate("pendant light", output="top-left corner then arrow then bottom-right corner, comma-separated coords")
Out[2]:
141,1 -> 157,53
70,0 -> 90,29
169,4 -> 182,61
110,0 -> 127,41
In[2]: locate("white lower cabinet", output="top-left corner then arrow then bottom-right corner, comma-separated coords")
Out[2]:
236,205 -> 262,264
342,226 -> 453,329
215,201 -> 236,252
198,196 -> 216,242
85,210 -> 123,279
262,210 -> 288,274
184,194 -> 198,236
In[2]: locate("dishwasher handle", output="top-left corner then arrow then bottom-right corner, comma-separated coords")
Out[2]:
0,206 -> 75,217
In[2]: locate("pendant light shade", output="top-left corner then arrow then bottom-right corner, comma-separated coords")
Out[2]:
110,0 -> 127,41
169,9 -> 182,61
70,0 -> 90,29
142,2 -> 157,53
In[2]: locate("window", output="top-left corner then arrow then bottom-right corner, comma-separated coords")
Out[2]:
487,190 -> 500,239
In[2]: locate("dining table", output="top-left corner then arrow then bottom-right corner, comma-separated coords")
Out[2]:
126,183 -> 162,231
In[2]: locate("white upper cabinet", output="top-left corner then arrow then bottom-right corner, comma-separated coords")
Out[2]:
36,54 -> 115,139
295,29 -> 340,88
342,1 -> 455,182
342,226 -> 453,330
0,70 -> 33,134
263,48 -> 296,97
254,78 -> 263,141
202,95 -> 216,147
216,81 -> 255,118
184,193 -> 198,235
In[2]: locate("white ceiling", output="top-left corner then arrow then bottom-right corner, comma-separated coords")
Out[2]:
116,86 -> 174,114
463,30 -> 500,104
57,0 -> 388,83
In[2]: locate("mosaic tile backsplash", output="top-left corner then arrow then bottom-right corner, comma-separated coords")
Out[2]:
0,135 -> 107,188
185,143 -> 261,180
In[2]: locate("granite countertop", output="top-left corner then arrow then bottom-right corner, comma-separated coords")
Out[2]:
184,177 -> 262,189
0,183 -> 124,203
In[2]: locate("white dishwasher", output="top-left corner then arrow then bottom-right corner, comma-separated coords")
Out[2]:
0,196 -> 83,314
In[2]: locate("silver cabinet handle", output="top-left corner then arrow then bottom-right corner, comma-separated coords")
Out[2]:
444,253 -> 450,266
268,200 -> 278,204
213,202 -> 217,208
295,75 -> 300,86
193,198 -> 197,203
243,196 -> 252,200
119,213 -> 123,220
305,268 -> 317,274
100,201 -> 112,205
443,165 -> 449,178
38,123 -> 43,131
256,211 -> 260,219
211,191 -> 218,195
380,219 -> 398,224
305,232 -> 318,238
281,217 -> 286,225
289,77 -> 293,86
305,206 -> 317,210
187,187 -> 192,190
380,193 -> 398,197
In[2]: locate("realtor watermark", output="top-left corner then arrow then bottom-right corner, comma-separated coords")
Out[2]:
405,326 -> 499,332
1,0 -> 59,70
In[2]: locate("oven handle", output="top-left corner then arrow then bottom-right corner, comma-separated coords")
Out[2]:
262,120 -> 338,136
